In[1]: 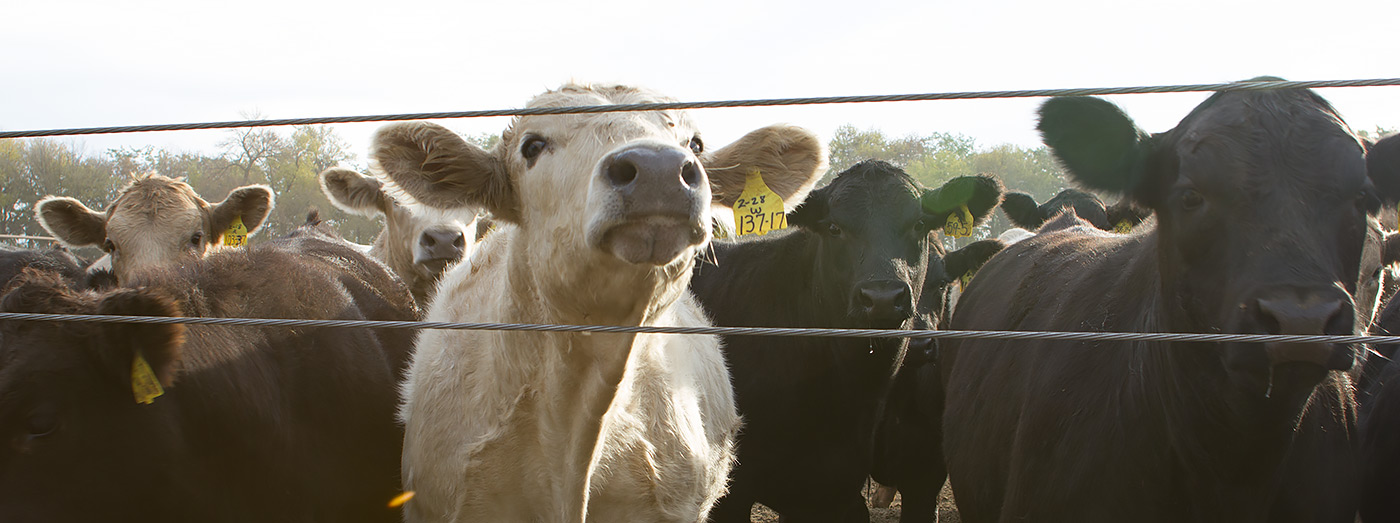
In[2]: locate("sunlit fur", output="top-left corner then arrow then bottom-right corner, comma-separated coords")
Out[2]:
387,84 -> 826,522
320,167 -> 477,305
34,174 -> 273,284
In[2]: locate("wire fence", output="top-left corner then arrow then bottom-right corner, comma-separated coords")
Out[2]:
4,77 -> 1399,348
0,234 -> 59,242
2,78 -> 1398,138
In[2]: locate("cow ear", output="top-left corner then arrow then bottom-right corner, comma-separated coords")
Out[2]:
35,197 -> 107,248
320,167 -> 392,217
999,192 -> 1047,230
1368,133 -> 1400,205
1038,97 -> 1153,197
923,174 -> 1004,225
210,185 -> 275,239
943,239 -> 1006,282
95,288 -> 185,388
786,184 -> 830,229
703,124 -> 827,211
372,122 -> 516,223
1105,198 -> 1152,230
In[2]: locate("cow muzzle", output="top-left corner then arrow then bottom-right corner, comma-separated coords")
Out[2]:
856,280 -> 914,329
414,226 -> 467,275
1252,294 -> 1356,371
591,143 -> 709,266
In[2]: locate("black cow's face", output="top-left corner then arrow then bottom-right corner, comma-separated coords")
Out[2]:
789,161 -> 934,330
0,274 -> 183,522
1040,83 -> 1400,391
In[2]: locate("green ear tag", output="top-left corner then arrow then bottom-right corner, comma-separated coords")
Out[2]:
131,353 -> 164,405
1114,220 -> 1133,234
959,271 -> 974,290
733,171 -> 787,237
223,216 -> 248,247
944,204 -> 974,238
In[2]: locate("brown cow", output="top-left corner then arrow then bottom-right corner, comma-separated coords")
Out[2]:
35,174 -> 273,283
0,219 -> 416,523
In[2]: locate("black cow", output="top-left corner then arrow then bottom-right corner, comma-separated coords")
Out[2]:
692,160 -> 1002,522
0,243 -> 85,290
1000,188 -> 1151,232
869,238 -> 1004,523
0,220 -> 418,523
942,81 -> 1400,522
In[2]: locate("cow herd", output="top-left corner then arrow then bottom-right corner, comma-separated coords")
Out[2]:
2,79 -> 1400,523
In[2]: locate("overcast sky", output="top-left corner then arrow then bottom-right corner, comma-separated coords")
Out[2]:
3,0 -> 1397,167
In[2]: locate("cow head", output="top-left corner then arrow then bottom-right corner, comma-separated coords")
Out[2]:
35,175 -> 273,284
787,161 -> 1001,329
1001,189 -> 1111,231
320,167 -> 477,299
0,269 -> 186,518
1038,79 -> 1400,390
372,84 -> 824,314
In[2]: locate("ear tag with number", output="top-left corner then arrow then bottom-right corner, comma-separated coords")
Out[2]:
1114,220 -> 1133,234
223,216 -> 248,247
944,204 -> 974,238
958,271 -> 974,291
131,353 -> 164,405
733,171 -> 786,237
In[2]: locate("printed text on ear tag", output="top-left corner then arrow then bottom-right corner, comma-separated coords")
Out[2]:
733,171 -> 786,236
944,204 -> 974,238
131,353 -> 164,405
1114,220 -> 1133,234
223,216 -> 248,247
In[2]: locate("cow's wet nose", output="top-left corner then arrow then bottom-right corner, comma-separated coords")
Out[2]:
602,146 -> 702,195
419,228 -> 466,262
858,280 -> 913,326
1255,295 -> 1354,370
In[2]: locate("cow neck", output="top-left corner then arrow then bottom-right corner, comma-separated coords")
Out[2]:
1118,232 -> 1333,518
367,230 -> 431,303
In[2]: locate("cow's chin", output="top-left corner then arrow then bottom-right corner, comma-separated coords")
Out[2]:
597,216 -> 707,266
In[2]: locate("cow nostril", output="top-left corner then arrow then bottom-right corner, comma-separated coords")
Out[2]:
607,160 -> 638,188
421,235 -> 436,248
680,161 -> 701,189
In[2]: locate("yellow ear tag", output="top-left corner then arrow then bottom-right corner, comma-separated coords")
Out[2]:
1114,220 -> 1133,234
958,271 -> 974,290
944,204 -> 974,238
223,216 -> 248,247
733,170 -> 786,236
131,353 -> 164,405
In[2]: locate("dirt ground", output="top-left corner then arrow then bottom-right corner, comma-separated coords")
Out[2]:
749,482 -> 960,522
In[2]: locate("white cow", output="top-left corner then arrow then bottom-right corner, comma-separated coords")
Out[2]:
319,167 -> 478,306
384,83 -> 826,522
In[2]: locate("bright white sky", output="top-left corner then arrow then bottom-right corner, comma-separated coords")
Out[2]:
3,0 -> 1397,168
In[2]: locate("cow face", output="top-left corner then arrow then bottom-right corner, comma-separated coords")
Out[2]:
1001,189 -> 1112,231
372,84 -> 825,291
320,167 -> 477,291
0,271 -> 185,520
788,161 -> 1001,329
1039,81 -> 1400,382
36,175 -> 273,284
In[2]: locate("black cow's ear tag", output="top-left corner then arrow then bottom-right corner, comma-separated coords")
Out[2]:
733,170 -> 786,237
1114,220 -> 1132,234
944,204 -> 973,238
131,353 -> 164,405
958,271 -> 974,291
223,215 -> 248,247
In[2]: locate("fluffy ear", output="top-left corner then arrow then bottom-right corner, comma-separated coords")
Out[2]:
785,183 -> 830,229
1000,192 -> 1047,230
1368,133 -> 1400,205
35,196 -> 107,248
371,122 -> 517,223
1384,231 -> 1400,268
943,239 -> 1006,281
96,288 -> 185,388
1038,97 -> 1153,196
210,185 -> 275,239
923,174 -> 1004,225
702,124 -> 828,210
320,167 -> 392,217
1105,198 -> 1152,230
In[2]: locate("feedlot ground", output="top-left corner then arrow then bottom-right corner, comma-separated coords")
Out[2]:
749,482 -> 960,522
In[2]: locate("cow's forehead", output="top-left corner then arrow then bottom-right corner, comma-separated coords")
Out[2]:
508,84 -> 695,143
108,177 -> 209,222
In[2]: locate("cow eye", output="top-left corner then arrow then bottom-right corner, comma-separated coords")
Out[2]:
26,409 -> 56,438
102,239 -> 116,253
189,232 -> 203,246
520,136 -> 548,161
688,135 -> 704,154
827,223 -> 842,237
1180,188 -> 1204,211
